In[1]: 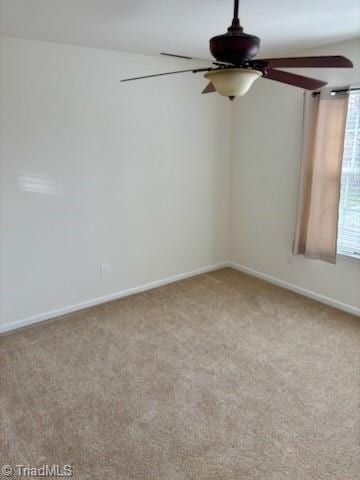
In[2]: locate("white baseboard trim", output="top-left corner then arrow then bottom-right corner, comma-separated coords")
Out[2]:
2,260 -> 358,335
229,261 -> 360,317
0,262 -> 229,335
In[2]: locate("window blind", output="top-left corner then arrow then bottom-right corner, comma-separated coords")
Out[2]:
337,90 -> 360,259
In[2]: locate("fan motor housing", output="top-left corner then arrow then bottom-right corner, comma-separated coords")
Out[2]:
210,32 -> 260,64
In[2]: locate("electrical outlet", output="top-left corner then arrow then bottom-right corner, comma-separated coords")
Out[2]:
100,263 -> 110,277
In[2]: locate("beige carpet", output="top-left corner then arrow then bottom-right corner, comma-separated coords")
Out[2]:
1,268 -> 359,479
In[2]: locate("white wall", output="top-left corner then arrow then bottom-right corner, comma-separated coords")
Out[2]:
0,37 -> 231,327
230,38 -> 360,312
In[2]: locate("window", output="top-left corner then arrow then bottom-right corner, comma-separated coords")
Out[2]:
337,90 -> 360,259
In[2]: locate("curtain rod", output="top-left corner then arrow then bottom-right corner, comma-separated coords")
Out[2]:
312,87 -> 360,96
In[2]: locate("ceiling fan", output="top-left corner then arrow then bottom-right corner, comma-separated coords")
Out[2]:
121,0 -> 353,100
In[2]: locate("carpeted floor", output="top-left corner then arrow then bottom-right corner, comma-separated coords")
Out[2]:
1,268 -> 359,479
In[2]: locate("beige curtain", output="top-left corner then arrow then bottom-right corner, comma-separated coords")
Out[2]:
293,88 -> 349,263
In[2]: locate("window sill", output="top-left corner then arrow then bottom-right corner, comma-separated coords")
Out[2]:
337,254 -> 360,264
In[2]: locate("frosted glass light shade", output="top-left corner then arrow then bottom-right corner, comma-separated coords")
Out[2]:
204,68 -> 262,97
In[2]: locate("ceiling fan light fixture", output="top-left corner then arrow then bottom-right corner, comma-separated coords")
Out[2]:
122,0 -> 352,95
204,68 -> 262,97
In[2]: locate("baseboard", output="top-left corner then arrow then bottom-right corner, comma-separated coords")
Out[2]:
229,261 -> 360,317
2,260 -> 358,335
0,262 -> 229,335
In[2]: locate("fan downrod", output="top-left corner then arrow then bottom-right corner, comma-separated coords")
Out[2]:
210,0 -> 260,65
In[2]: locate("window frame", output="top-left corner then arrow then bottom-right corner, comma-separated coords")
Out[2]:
336,88 -> 360,262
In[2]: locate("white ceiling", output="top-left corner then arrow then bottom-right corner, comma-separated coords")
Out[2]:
1,0 -> 359,59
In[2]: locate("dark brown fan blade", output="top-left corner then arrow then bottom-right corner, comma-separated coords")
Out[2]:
255,55 -> 353,69
263,68 -> 327,90
121,67 -> 210,82
161,52 -> 193,60
202,82 -> 216,94
161,52 -> 233,66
